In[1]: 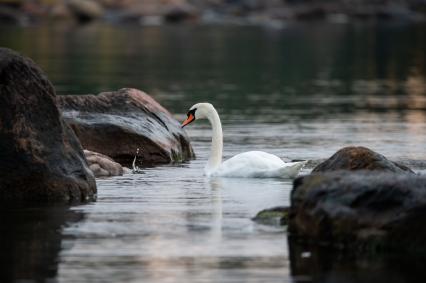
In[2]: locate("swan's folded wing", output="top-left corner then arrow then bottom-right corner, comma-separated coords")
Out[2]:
272,161 -> 307,178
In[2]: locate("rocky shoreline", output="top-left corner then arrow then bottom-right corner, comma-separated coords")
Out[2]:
1,0 -> 425,26
0,47 -> 194,201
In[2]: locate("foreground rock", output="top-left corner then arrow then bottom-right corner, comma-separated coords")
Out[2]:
84,150 -> 124,177
313,146 -> 414,173
58,88 -> 194,166
289,171 -> 426,255
0,48 -> 96,203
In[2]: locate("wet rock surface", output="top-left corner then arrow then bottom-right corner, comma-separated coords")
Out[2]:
58,88 -> 194,166
84,150 -> 124,177
312,146 -> 414,174
0,48 -> 96,203
289,171 -> 426,255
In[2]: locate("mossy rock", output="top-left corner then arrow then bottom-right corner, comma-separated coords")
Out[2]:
252,206 -> 289,226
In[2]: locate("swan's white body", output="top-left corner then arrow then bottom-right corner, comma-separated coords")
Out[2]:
182,103 -> 306,179
211,151 -> 306,178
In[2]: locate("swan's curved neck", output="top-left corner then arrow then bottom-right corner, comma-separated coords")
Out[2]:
206,107 -> 223,174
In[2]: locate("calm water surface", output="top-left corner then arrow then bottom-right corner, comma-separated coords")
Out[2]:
0,23 -> 425,282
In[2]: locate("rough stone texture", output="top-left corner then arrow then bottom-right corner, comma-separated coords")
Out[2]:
0,48 -> 97,203
312,146 -> 414,174
289,171 -> 426,254
84,150 -> 124,177
57,88 -> 194,166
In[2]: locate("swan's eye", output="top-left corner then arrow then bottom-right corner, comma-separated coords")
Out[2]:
187,108 -> 196,118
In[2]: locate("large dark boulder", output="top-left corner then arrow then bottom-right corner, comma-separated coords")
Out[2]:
58,88 -> 194,166
289,171 -> 426,255
312,146 -> 414,173
0,48 -> 96,203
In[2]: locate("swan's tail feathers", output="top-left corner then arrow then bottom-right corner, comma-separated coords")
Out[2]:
279,160 -> 308,179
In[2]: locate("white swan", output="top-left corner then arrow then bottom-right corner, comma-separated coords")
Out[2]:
181,103 -> 306,178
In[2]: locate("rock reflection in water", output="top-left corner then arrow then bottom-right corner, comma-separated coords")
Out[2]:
0,205 -> 85,282
289,237 -> 426,283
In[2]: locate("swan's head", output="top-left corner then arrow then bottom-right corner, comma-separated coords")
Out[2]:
181,103 -> 214,128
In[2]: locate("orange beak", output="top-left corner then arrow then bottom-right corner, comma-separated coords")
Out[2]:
181,113 -> 195,128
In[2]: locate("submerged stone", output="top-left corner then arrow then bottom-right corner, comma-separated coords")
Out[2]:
253,206 -> 289,226
0,48 -> 96,203
84,150 -> 124,177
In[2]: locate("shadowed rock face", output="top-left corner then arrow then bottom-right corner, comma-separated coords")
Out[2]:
312,146 -> 414,174
289,172 -> 426,255
0,48 -> 96,203
58,88 -> 194,166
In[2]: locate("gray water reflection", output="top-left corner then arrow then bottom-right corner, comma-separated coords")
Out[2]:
58,161 -> 293,282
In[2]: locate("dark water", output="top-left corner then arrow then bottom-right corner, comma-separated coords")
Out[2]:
0,23 -> 425,282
